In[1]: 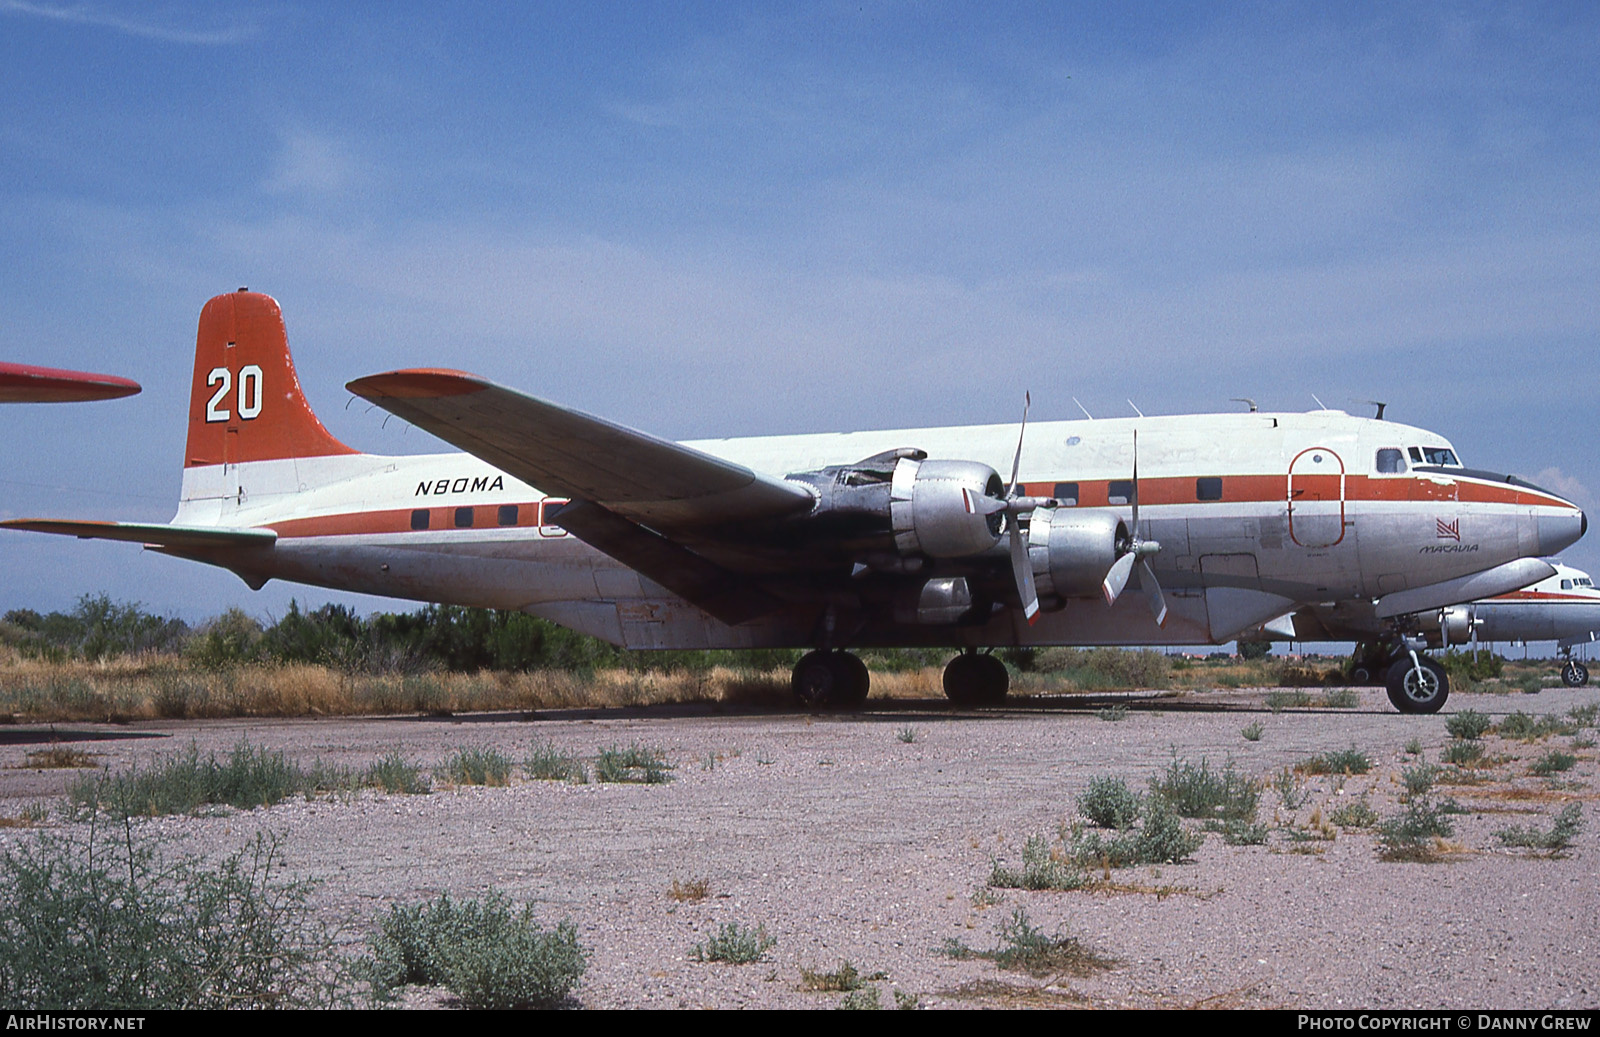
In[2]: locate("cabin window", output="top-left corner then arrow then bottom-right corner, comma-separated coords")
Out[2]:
1376,448 -> 1405,474
1196,477 -> 1223,501
1108,480 -> 1133,506
497,504 -> 519,526
1052,482 -> 1079,506
410,509 -> 430,531
454,507 -> 474,529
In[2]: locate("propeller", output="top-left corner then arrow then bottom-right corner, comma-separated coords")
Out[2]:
970,392 -> 1056,624
1100,431 -> 1169,627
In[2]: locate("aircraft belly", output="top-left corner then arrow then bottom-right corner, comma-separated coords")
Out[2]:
271,535 -> 605,610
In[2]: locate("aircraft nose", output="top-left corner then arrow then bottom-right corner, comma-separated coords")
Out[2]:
1538,506 -> 1586,556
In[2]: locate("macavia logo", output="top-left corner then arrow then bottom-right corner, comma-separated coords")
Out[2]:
1419,543 -> 1479,554
1436,517 -> 1460,541
416,475 -> 506,497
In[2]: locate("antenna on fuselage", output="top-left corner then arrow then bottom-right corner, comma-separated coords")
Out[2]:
1127,399 -> 1144,417
1356,399 -> 1388,420
1230,397 -> 1258,413
1073,397 -> 1094,420
1310,393 -> 1328,410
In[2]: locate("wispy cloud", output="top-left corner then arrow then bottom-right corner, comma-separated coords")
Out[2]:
260,129 -> 365,198
0,0 -> 255,45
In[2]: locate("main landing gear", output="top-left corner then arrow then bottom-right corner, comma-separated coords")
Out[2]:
791,650 -> 870,709
788,648 -> 1013,709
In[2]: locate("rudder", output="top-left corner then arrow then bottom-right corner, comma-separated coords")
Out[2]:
184,290 -> 356,468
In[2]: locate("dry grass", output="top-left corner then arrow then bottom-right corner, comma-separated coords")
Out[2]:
21,747 -> 94,769
667,878 -> 711,903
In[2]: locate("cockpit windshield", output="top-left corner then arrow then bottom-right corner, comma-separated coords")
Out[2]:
1408,446 -> 1461,467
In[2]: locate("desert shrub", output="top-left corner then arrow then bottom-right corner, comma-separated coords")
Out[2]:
1241,721 -> 1264,742
1496,804 -> 1583,851
69,740 -> 310,817
0,827 -> 347,1008
1445,710 -> 1491,740
989,834 -> 1087,891
1530,751 -> 1578,776
1150,755 -> 1260,823
364,750 -> 430,794
1077,776 -> 1142,829
1265,689 -> 1312,711
1329,798 -> 1379,829
1402,762 -> 1441,798
1320,688 -> 1359,709
1377,799 -> 1456,861
184,608 -> 265,669
942,908 -> 1114,978
1442,649 -> 1503,683
1070,799 -> 1204,867
524,741 -> 586,782
1442,740 -> 1485,766
1301,747 -> 1372,775
369,892 -> 585,1007
1498,712 -> 1576,741
1570,703 -> 1599,728
438,746 -> 513,787
690,922 -> 774,964
799,961 -> 867,992
595,744 -> 673,784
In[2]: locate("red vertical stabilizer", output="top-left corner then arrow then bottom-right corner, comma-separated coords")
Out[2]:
184,290 -> 357,468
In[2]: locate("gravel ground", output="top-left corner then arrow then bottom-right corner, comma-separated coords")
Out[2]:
2,684 -> 1597,1010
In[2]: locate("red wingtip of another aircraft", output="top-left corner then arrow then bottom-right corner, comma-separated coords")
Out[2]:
0,363 -> 141,403
346,369 -> 488,399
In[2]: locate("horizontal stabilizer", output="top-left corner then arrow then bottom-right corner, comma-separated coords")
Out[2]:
347,369 -> 816,529
0,362 -> 140,403
0,519 -> 276,550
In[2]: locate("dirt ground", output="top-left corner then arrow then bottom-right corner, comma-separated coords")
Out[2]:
2,683 -> 1597,1010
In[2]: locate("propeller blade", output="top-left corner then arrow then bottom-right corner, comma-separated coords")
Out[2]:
1007,391 -> 1031,499
1009,521 -> 1040,624
1139,557 -> 1168,627
1102,552 -> 1134,605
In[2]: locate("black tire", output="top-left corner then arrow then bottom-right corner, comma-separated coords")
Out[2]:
1562,660 -> 1590,688
943,652 -> 1009,706
791,650 -> 870,708
1385,655 -> 1449,714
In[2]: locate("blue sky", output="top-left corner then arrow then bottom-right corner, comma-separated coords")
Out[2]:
1,1 -> 1597,627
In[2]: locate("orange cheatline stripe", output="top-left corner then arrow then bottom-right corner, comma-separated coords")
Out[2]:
1019,473 -> 1573,510
268,501 -> 558,538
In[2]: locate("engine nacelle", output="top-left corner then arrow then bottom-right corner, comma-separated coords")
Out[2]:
1027,508 -> 1125,603
889,458 -> 1005,558
893,576 -> 976,625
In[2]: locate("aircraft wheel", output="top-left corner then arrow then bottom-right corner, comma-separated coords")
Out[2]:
1385,656 -> 1449,714
1562,660 -> 1590,687
943,652 -> 1009,707
791,650 -> 870,708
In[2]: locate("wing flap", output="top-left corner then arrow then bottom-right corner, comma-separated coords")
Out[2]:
347,369 -> 815,528
0,519 -> 276,550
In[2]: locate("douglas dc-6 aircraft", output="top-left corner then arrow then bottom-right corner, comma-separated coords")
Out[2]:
1,291 -> 1586,713
1254,561 -> 1600,690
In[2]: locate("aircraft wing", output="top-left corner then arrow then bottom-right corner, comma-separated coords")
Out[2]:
347,369 -> 816,529
0,362 -> 140,403
0,520 -> 276,550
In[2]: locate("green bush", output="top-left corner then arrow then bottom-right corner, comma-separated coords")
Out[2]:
690,922 -> 774,964
1150,755 -> 1260,823
595,744 -> 673,784
1077,776 -> 1142,828
1377,799 -> 1456,861
1445,710 -> 1491,740
989,834 -> 1087,891
942,908 -> 1114,978
1442,649 -> 1503,683
1496,804 -> 1583,851
1241,720 -> 1264,742
69,740 -> 312,817
364,750 -> 431,794
1530,750 -> 1578,776
1329,798 -> 1379,829
1401,762 -> 1440,798
1442,740 -> 1485,766
370,892 -> 585,1008
1301,747 -> 1372,775
0,828 -> 348,1008
439,746 -> 513,786
525,741 -> 586,782
1069,799 -> 1204,867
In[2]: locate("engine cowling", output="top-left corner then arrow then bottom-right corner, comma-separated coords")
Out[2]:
889,458 -> 1006,558
1027,508 -> 1125,604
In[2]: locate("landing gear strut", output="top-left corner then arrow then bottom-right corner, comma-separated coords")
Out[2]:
791,650 -> 871,709
1385,651 -> 1449,714
942,650 -> 1009,706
